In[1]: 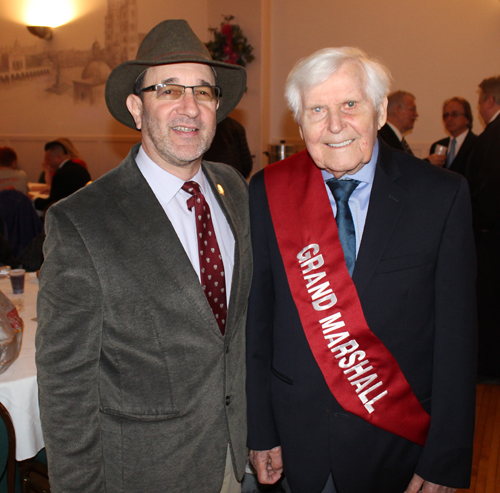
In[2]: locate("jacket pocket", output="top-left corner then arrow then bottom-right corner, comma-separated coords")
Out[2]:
101,407 -> 182,421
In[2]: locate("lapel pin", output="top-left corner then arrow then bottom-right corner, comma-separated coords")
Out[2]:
217,184 -> 225,196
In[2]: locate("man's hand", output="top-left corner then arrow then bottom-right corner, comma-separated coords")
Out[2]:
249,446 -> 284,485
428,154 -> 447,167
405,473 -> 457,493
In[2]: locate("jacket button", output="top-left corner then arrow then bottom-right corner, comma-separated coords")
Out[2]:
225,395 -> 231,406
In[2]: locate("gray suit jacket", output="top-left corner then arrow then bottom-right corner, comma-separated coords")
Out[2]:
36,144 -> 252,492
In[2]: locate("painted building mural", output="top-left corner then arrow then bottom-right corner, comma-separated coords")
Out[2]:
0,0 -> 140,105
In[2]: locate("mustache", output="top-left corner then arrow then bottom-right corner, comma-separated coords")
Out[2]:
168,118 -> 205,129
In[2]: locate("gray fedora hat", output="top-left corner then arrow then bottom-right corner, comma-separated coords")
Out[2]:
105,19 -> 247,129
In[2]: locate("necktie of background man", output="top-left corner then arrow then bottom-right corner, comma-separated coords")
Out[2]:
401,137 -> 414,155
445,138 -> 457,168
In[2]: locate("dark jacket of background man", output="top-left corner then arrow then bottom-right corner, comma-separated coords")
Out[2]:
204,116 -> 253,179
466,75 -> 500,378
34,160 -> 90,211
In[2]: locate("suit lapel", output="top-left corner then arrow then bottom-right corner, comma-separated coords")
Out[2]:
203,163 -> 248,342
451,131 -> 477,174
353,141 -> 408,298
114,148 -> 223,338
459,131 -> 475,155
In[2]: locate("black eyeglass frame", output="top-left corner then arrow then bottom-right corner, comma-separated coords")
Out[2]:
140,83 -> 222,101
443,111 -> 466,119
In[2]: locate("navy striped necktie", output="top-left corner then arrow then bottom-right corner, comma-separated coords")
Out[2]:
326,179 -> 360,276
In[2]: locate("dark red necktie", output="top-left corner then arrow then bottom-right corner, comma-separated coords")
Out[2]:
182,181 -> 227,335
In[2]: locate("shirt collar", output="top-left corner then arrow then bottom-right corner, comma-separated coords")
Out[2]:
321,138 -> 378,184
135,145 -> 207,204
58,158 -> 70,169
451,128 -> 469,148
386,121 -> 404,141
488,108 -> 500,125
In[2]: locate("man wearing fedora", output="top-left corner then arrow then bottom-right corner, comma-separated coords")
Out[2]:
36,20 -> 251,493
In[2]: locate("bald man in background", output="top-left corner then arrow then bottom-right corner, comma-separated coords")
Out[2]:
378,90 -> 418,155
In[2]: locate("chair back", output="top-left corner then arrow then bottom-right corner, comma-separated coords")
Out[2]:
0,402 -> 18,493
0,191 -> 43,258
0,402 -> 50,493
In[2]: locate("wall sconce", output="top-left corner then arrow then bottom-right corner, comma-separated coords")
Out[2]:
27,26 -> 53,40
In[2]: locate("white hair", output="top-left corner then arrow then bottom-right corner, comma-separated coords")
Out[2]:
285,47 -> 392,122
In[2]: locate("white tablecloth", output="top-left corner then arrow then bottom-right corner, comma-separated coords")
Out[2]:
0,275 -> 44,461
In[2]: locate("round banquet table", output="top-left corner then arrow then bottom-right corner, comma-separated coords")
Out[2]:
0,274 -> 44,461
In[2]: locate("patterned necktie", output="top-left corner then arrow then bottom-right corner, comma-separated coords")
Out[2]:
445,138 -> 457,168
182,181 -> 227,335
401,137 -> 414,155
326,179 -> 360,276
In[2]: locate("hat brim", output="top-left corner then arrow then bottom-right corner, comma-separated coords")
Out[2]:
105,56 -> 247,129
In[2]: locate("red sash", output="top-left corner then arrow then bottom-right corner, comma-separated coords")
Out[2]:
264,150 -> 430,446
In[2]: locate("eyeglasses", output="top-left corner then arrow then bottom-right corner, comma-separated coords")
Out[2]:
140,83 -> 222,102
443,111 -> 466,119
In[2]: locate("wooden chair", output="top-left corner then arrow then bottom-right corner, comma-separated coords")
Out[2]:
0,402 -> 50,493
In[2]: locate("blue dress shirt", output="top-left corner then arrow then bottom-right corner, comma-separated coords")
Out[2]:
321,139 -> 378,256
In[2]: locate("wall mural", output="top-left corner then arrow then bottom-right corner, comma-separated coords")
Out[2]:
0,0 -> 140,106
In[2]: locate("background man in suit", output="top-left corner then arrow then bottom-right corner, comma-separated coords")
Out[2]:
467,76 -> 500,379
204,116 -> 253,179
246,48 -> 476,493
378,90 -> 418,154
427,97 -> 477,176
36,20 -> 252,493
33,140 -> 91,212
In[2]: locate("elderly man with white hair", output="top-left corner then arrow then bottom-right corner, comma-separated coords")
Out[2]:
246,48 -> 476,493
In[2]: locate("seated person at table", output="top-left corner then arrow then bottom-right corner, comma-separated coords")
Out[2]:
38,137 -> 88,184
427,97 -> 478,176
34,141 -> 91,212
54,137 -> 88,169
0,147 -> 28,194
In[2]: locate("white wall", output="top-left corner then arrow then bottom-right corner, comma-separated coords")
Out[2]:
207,0 -> 267,173
2,0 -> 500,179
269,0 -> 500,158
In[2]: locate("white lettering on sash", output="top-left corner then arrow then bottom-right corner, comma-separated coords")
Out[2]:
331,340 -> 359,358
320,312 -> 344,332
297,244 -> 320,261
297,243 -> 388,414
324,332 -> 350,348
338,351 -> 366,369
300,254 -> 324,274
312,294 -> 337,311
350,373 -> 379,392
308,281 -> 333,301
304,272 -> 327,288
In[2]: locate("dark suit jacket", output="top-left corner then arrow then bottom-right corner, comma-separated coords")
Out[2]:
429,130 -> 478,176
204,116 -> 253,178
36,144 -> 252,492
34,160 -> 91,211
466,116 -> 500,376
246,140 -> 476,493
378,123 -> 406,152
467,116 -> 500,232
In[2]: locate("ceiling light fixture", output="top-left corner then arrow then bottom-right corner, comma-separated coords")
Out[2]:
27,26 -> 53,40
